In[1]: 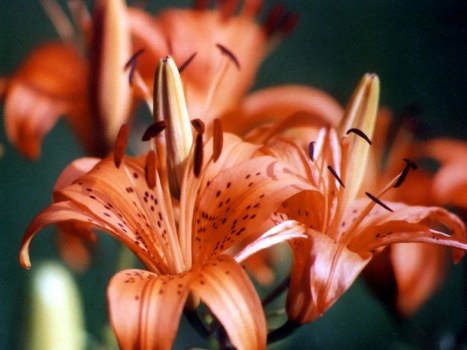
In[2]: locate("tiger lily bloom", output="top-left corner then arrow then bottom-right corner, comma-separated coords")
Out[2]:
2,0 -> 131,158
20,57 -> 311,349
260,74 -> 467,324
128,0 -> 343,134
362,109 -> 450,318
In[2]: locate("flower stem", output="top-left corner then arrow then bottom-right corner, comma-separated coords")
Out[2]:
267,319 -> 300,344
262,274 -> 291,307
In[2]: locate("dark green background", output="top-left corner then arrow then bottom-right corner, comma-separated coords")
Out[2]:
1,1 -> 466,349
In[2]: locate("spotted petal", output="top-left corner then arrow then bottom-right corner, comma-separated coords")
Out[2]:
195,255 -> 266,350
347,201 -> 467,262
286,231 -> 370,323
108,269 -> 191,350
193,155 -> 313,262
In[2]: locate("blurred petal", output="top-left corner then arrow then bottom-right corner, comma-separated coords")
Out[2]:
222,85 -> 343,136
391,243 -> 449,317
423,138 -> 467,207
108,269 -> 191,350
4,43 -> 87,158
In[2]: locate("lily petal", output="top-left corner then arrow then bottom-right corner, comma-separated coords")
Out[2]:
4,43 -> 87,158
221,85 -> 343,136
348,201 -> 467,262
195,255 -> 266,350
286,231 -> 370,323
107,269 -> 191,350
193,155 -> 313,262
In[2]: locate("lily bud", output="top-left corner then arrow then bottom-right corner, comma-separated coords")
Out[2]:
23,262 -> 85,350
91,0 -> 132,150
154,56 -> 193,198
340,73 -> 380,203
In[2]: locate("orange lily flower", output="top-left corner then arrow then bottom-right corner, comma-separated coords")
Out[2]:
2,0 -> 131,158
20,57 -> 311,349
128,0 -> 343,134
362,109 -> 450,318
259,74 -> 467,324
421,138 -> 467,208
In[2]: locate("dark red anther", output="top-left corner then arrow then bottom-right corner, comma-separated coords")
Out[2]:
194,134 -> 204,177
124,49 -> 145,86
142,121 -> 167,141
178,52 -> 198,73
191,118 -> 206,134
327,165 -> 345,188
263,3 -> 285,37
145,150 -> 157,189
365,192 -> 393,212
194,0 -> 209,10
216,43 -> 241,70
114,124 -> 129,168
213,118 -> 223,162
346,128 -> 372,145
393,158 -> 418,188
308,141 -> 315,162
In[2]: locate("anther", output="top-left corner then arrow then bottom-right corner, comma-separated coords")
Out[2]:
213,119 -> 223,162
142,120 -> 167,142
114,124 -> 129,168
178,52 -> 198,73
393,158 -> 417,188
216,43 -> 241,70
327,165 -> 345,188
191,119 -> 206,134
194,134 -> 204,177
346,128 -> 372,145
124,49 -> 145,86
145,150 -> 157,189
365,192 -> 393,212
308,141 -> 315,162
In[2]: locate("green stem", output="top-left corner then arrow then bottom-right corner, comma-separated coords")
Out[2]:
267,319 -> 300,344
262,274 -> 291,307
184,309 -> 211,339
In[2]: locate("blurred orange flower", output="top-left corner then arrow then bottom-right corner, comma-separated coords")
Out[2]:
2,0 -> 132,158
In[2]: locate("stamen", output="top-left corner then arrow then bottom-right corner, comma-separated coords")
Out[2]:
218,0 -> 238,19
191,118 -> 206,134
308,141 -> 315,162
194,134 -> 204,177
178,52 -> 198,73
393,158 -> 418,188
114,124 -> 129,168
141,120 -> 167,142
145,150 -> 157,189
346,128 -> 372,145
365,192 -> 393,212
263,3 -> 285,37
194,0 -> 209,10
124,48 -> 145,86
213,118 -> 223,162
280,12 -> 299,36
216,43 -> 241,70
327,165 -> 345,188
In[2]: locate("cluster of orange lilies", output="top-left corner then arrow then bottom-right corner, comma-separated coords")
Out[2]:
3,1 -> 467,349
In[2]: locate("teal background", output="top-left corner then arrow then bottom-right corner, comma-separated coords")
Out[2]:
1,1 -> 467,349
